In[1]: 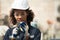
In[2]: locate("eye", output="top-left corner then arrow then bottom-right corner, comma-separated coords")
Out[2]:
14,12 -> 19,16
15,14 -> 19,16
20,11 -> 26,16
14,11 -> 26,16
21,13 -> 25,15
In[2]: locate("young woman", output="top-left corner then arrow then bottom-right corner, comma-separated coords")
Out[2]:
3,0 -> 41,40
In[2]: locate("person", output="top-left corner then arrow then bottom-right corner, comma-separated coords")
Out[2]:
52,16 -> 60,39
3,0 -> 41,40
0,25 -> 9,40
46,19 -> 55,40
45,18 -> 60,40
3,15 -> 10,27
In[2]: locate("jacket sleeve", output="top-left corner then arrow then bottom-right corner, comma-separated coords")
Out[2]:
3,29 -> 10,40
34,29 -> 41,40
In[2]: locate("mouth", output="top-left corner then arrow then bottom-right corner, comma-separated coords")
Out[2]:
17,18 -> 23,22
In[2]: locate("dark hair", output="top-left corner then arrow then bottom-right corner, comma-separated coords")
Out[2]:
57,17 -> 60,22
58,5 -> 60,13
10,9 -> 34,25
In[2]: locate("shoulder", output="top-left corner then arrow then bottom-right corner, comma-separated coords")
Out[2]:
34,27 -> 41,33
30,26 -> 41,33
29,26 -> 41,38
7,25 -> 17,31
6,27 -> 15,34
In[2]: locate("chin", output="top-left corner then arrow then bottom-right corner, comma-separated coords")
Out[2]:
17,21 -> 24,22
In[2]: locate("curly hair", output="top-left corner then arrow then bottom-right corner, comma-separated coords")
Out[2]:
10,9 -> 34,25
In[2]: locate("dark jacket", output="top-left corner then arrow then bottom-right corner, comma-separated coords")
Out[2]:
3,25 -> 41,40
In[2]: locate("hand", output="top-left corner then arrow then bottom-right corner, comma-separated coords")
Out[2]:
12,27 -> 18,38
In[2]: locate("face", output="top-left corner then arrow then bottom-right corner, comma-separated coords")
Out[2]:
14,9 -> 27,23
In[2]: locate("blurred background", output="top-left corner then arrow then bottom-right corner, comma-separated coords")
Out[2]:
0,0 -> 60,40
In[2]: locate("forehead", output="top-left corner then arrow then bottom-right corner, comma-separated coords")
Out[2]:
14,9 -> 26,12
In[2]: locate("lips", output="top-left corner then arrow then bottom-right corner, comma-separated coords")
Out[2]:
17,18 -> 23,22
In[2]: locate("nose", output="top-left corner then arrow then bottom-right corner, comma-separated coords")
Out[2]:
18,15 -> 22,18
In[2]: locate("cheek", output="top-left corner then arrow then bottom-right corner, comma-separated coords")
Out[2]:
14,16 -> 17,20
23,15 -> 27,20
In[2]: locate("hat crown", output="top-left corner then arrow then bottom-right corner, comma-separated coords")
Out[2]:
11,0 -> 29,10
